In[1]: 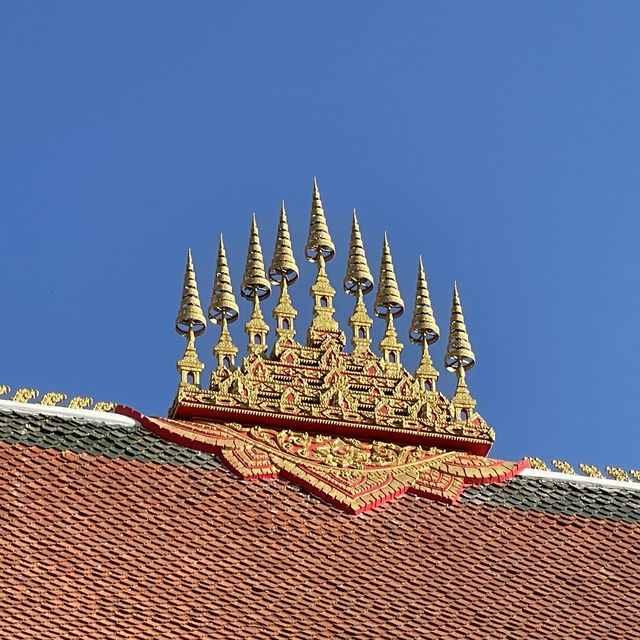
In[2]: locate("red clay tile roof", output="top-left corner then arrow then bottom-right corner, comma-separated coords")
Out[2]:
2,438 -> 640,640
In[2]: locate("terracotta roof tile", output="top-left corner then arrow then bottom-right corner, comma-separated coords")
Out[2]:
0,440 -> 639,639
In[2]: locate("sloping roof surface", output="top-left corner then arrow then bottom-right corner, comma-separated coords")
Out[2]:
1,409 -> 640,639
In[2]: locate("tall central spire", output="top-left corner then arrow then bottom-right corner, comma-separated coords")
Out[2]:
305,178 -> 340,344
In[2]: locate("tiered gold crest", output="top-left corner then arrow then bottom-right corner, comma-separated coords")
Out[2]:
156,179 -> 525,513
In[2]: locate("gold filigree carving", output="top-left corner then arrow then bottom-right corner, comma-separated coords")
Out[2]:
605,466 -> 630,482
40,392 -> 67,406
525,457 -> 549,471
68,396 -> 93,410
579,463 -> 603,478
11,388 -> 39,403
552,460 -> 575,474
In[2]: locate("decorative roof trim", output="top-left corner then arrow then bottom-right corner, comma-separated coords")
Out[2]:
521,467 -> 640,491
0,399 -> 139,428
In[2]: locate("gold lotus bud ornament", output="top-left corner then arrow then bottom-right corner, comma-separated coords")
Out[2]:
305,177 -> 335,262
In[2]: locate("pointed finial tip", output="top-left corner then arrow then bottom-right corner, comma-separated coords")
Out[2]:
251,211 -> 257,224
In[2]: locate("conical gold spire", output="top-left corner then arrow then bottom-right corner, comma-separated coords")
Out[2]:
175,249 -> 206,387
176,249 -> 207,336
374,233 -> 404,318
409,256 -> 439,344
445,282 -> 475,371
269,201 -> 298,284
241,213 -> 271,300
305,177 -> 335,262
208,234 -> 239,323
344,209 -> 373,295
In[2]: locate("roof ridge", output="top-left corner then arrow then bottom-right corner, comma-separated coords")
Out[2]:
521,467 -> 640,492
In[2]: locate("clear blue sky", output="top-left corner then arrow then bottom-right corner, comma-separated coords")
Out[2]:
1,2 -> 639,469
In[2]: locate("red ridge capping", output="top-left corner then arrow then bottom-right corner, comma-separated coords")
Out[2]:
116,405 -> 530,514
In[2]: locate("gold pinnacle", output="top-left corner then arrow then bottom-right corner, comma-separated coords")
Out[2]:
409,256 -> 439,345
176,249 -> 207,337
344,209 -> 374,295
208,234 -> 239,323
374,233 -> 404,318
305,177 -> 335,262
269,201 -> 299,284
241,213 -> 271,300
445,282 -> 475,371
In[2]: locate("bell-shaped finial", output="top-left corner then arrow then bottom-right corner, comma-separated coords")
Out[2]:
409,256 -> 439,344
241,213 -> 271,300
305,177 -> 335,262
269,201 -> 299,284
176,249 -> 207,336
208,234 -> 239,323
344,209 -> 374,295
374,233 -> 404,318
445,282 -> 475,371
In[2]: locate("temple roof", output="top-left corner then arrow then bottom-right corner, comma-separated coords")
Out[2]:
1,403 -> 640,639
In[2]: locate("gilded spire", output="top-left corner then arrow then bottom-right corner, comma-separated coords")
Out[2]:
269,201 -> 298,284
445,282 -> 475,371
208,234 -> 239,323
305,177 -> 335,262
176,249 -> 207,336
241,213 -> 271,300
374,233 -> 404,318
175,249 -> 206,387
409,256 -> 439,344
344,209 -> 374,295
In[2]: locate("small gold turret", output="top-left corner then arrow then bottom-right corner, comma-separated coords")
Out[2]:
445,282 -> 476,421
175,249 -> 207,386
241,214 -> 271,356
269,201 -> 299,348
208,235 -> 239,371
410,256 -> 440,391
306,178 -> 340,345
374,233 -> 404,370
344,210 -> 374,354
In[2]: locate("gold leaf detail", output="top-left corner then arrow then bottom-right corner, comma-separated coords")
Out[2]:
578,463 -> 603,478
552,459 -> 575,474
11,388 -> 39,403
605,466 -> 630,482
40,392 -> 67,406
93,401 -> 116,412
68,397 -> 93,410
525,456 -> 549,471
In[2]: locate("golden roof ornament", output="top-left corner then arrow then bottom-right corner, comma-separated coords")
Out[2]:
175,249 -> 206,387
374,233 -> 404,318
176,248 -> 207,337
169,181 -> 499,489
305,177 -> 335,262
208,235 -> 239,371
344,209 -> 373,294
375,233 -> 404,369
410,256 -> 440,390
241,215 -> 271,356
445,282 -> 476,420
208,235 -> 239,323
344,210 -> 374,354
241,213 -> 271,300
269,201 -> 299,349
269,201 -> 298,284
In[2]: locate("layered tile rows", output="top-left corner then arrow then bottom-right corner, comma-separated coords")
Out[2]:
1,408 -> 639,522
1,441 -> 639,640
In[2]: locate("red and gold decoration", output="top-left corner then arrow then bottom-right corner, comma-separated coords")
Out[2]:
130,178 -> 529,512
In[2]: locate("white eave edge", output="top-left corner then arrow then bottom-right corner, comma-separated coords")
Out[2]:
0,398 -> 139,428
521,466 -> 640,491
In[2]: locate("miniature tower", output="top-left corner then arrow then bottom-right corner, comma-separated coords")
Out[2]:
409,256 -> 440,391
175,249 -> 207,386
305,178 -> 340,345
208,234 -> 239,371
344,210 -> 374,355
445,282 -> 476,421
269,201 -> 299,349
241,214 -> 271,356
374,233 -> 404,371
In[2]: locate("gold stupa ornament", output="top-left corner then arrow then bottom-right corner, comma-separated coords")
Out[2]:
156,180 -> 524,514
